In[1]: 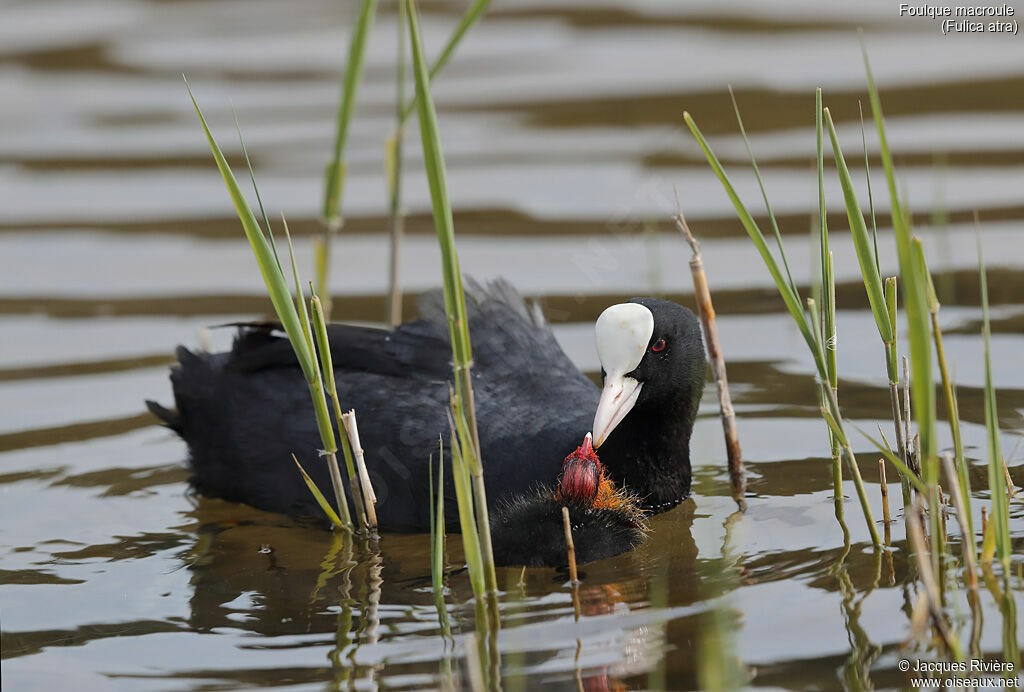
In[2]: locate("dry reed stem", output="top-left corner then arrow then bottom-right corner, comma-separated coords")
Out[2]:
912,433 -> 921,483
674,199 -> 745,511
906,590 -> 930,644
888,381 -> 908,488
562,506 -> 579,584
940,452 -> 979,595
387,211 -> 404,326
341,410 -> 378,528
879,458 -> 891,545
562,506 -> 581,621
1006,436 -> 1023,498
1003,456 -> 1016,499
464,632 -> 486,692
325,451 -> 349,527
906,499 -> 962,658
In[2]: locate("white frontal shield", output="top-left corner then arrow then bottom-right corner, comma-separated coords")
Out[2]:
592,303 -> 653,447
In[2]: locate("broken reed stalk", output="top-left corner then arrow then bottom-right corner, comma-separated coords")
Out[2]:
280,234 -> 354,532
307,288 -> 369,529
674,203 -> 745,511
341,410 -> 378,528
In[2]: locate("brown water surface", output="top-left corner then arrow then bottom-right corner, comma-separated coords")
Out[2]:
3,1 -> 1024,689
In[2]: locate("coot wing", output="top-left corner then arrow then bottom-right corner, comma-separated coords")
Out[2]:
153,279 -> 599,531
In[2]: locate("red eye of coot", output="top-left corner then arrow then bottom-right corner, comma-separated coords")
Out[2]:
651,338 -> 666,352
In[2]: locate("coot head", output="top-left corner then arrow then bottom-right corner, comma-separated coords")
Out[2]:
490,434 -> 646,567
590,298 -> 705,510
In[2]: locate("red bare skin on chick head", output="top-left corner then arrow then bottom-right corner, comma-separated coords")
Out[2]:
556,433 -> 601,505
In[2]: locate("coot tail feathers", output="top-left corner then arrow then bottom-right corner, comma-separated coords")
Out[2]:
145,399 -> 181,434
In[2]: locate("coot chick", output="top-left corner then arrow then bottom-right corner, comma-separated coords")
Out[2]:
146,280 -> 704,530
490,434 -> 646,567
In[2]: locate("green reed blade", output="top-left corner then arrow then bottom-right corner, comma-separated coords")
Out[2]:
386,0 -> 408,327
825,251 -> 837,387
860,427 -> 928,496
290,279 -> 348,529
861,38 -> 936,466
323,0 -> 378,225
687,107 -> 880,548
233,108 -> 281,272
683,112 -> 826,381
293,455 -> 345,529
447,411 -> 485,598
858,102 -> 880,275
909,236 -> 937,459
429,453 -> 435,547
308,292 -> 337,420
311,291 -> 363,510
824,108 -> 893,345
807,298 -> 825,365
884,277 -> 898,378
449,378 -> 498,591
282,216 -> 316,358
816,90 -> 837,390
816,89 -> 828,294
399,0 -> 493,124
816,93 -> 842,499
407,0 -> 472,372
883,275 -> 910,503
431,442 -> 452,637
979,236 -> 1011,567
188,81 -> 352,528
186,79 -> 317,385
729,86 -> 799,300
820,407 -> 847,447
820,415 -> 883,549
407,0 -> 496,595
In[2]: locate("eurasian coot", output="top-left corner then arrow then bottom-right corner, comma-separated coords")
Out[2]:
146,280 -> 704,530
490,433 -> 646,566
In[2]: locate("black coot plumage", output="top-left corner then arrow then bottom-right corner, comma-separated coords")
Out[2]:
147,280 -> 704,531
490,433 -> 646,567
